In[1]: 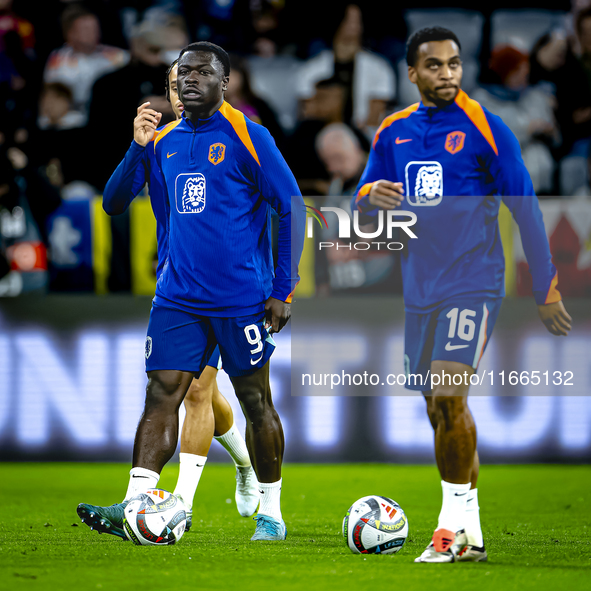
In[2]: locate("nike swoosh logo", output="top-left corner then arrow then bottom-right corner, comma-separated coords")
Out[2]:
395,137 -> 412,144
454,492 -> 467,496
251,354 -> 263,365
259,490 -> 265,495
167,152 -> 177,158
445,342 -> 469,351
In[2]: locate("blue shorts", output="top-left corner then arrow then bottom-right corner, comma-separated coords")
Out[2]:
206,347 -> 222,370
145,303 -> 276,377
404,296 -> 502,391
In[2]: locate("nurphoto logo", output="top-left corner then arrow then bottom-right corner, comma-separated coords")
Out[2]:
305,203 -> 417,251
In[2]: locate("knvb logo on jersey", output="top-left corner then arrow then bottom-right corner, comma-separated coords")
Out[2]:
304,203 -> 417,251
176,173 -> 206,214
405,161 -> 443,206
208,143 -> 225,165
445,131 -> 465,154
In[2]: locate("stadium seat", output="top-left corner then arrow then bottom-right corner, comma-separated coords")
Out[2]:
404,9 -> 485,61
396,58 -> 480,108
247,55 -> 302,134
490,9 -> 567,52
559,155 -> 588,197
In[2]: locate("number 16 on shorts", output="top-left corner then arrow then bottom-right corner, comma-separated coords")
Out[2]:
434,298 -> 503,369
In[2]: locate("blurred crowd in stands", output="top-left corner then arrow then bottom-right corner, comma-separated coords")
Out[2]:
0,0 -> 590,296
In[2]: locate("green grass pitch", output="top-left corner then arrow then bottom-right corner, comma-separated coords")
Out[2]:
1,463 -> 590,591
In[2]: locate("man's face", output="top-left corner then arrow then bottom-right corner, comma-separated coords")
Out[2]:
67,15 -> 100,54
177,51 -> 228,118
408,40 -> 462,107
168,65 -> 184,119
318,135 -> 363,181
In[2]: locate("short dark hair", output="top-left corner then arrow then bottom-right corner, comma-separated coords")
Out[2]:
178,42 -> 230,77
61,4 -> 95,37
165,58 -> 179,102
406,27 -> 462,66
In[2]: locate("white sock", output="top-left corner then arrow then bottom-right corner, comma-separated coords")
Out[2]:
465,488 -> 484,547
258,479 -> 282,521
436,480 -> 471,533
173,453 -> 207,510
124,467 -> 160,501
214,423 -> 251,467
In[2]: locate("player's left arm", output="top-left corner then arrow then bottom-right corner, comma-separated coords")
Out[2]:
493,119 -> 572,336
249,125 -> 306,333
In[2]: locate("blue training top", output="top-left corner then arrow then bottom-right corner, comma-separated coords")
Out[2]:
352,89 -> 561,313
152,101 -> 305,317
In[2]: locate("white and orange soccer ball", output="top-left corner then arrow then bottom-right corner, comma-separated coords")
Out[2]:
342,495 -> 408,554
123,489 -> 186,546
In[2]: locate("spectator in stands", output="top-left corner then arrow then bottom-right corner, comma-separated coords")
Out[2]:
313,122 -> 400,296
473,45 -> 558,195
87,18 -> 188,292
0,0 -> 38,142
315,122 -> 367,197
27,82 -> 89,193
286,77 -> 369,195
296,4 -> 395,137
0,0 -> 34,56
577,7 -> 591,87
43,4 -> 129,122
87,18 -> 188,190
38,82 -> 84,130
225,54 -> 285,149
531,29 -> 591,157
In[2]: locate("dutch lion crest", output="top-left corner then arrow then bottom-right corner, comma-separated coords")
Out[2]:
414,164 -> 443,203
208,143 -> 225,165
181,174 -> 206,213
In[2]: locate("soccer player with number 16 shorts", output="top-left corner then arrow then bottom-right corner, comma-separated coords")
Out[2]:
353,27 -> 572,563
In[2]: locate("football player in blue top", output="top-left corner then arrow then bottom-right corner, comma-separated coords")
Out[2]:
79,42 -> 305,542
77,60 -> 260,539
353,27 -> 572,563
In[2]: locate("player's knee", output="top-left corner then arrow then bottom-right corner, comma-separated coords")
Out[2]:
235,383 -> 269,420
146,372 -> 187,409
184,380 -> 213,407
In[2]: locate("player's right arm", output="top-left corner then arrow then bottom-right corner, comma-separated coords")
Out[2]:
103,103 -> 162,216
351,133 -> 403,223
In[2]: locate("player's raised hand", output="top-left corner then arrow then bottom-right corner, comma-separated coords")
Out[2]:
134,102 -> 162,147
264,297 -> 291,334
368,180 -> 404,209
537,301 -> 572,336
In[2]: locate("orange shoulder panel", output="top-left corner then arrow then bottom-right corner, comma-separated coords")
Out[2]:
372,103 -> 420,148
219,101 -> 261,166
455,90 -> 498,156
153,118 -> 183,148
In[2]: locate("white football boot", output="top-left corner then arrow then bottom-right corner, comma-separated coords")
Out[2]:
456,544 -> 488,562
235,466 -> 259,517
415,528 -> 468,563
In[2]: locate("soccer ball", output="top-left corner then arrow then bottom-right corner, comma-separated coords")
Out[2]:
123,489 -> 187,546
342,495 -> 408,554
